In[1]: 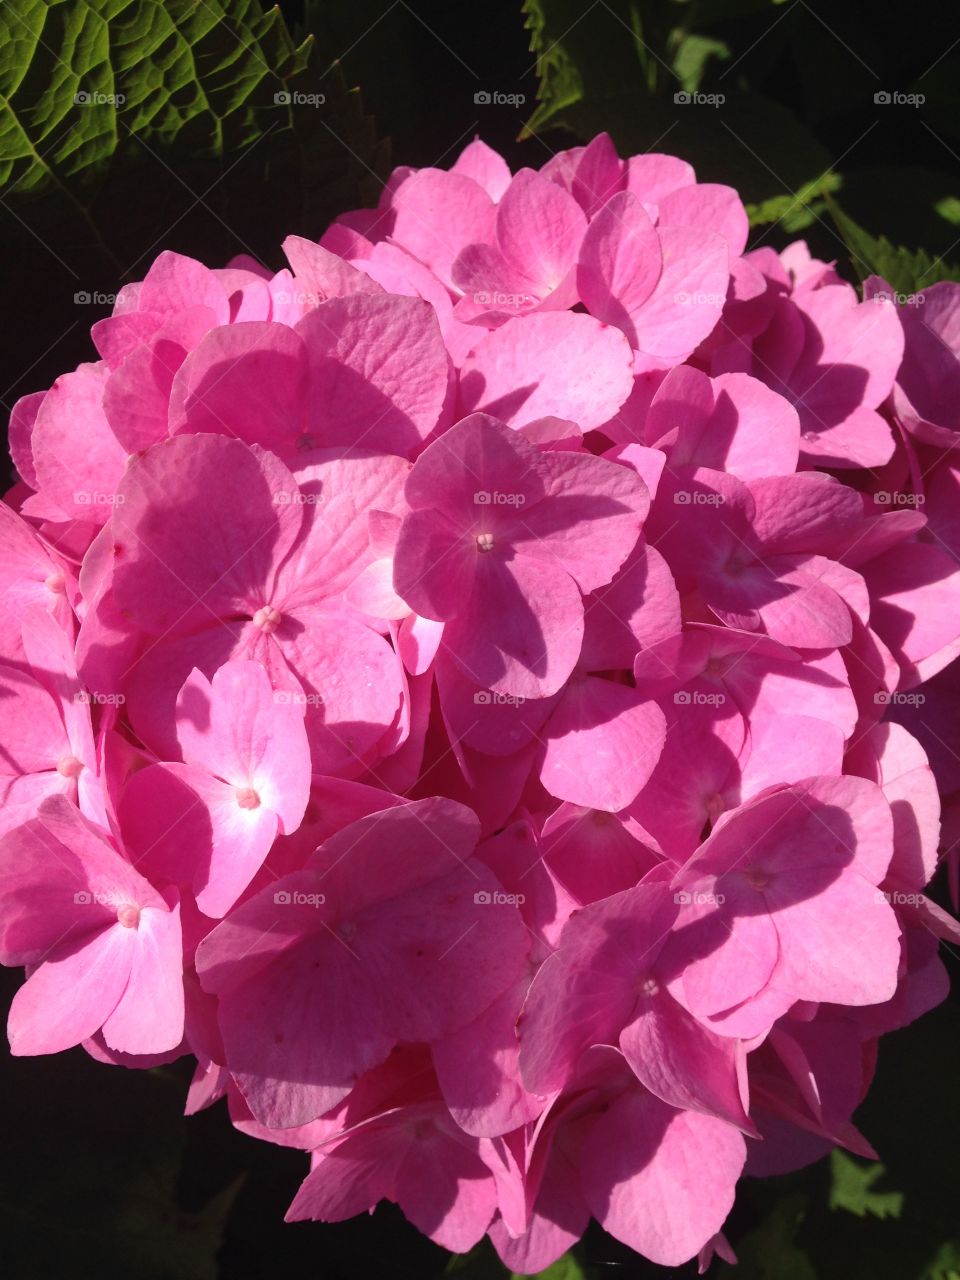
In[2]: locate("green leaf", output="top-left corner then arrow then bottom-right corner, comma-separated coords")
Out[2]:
745,170 -> 842,231
829,1151 -> 904,1221
513,1254 -> 586,1279
671,33 -> 730,94
826,196 -> 960,294
922,1241 -> 960,1280
719,1194 -> 817,1280
520,0 -> 832,207
0,0 -> 386,269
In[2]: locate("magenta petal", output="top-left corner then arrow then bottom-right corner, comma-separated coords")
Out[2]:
577,192 -> 662,338
619,989 -> 753,1132
446,553 -> 584,698
32,362 -> 125,522
170,322 -> 308,450
113,435 -> 303,634
298,294 -> 449,455
581,1089 -> 745,1266
540,677 -> 666,812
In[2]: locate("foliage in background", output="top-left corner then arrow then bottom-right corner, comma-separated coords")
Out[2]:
521,0 -> 960,292
0,0 -> 385,268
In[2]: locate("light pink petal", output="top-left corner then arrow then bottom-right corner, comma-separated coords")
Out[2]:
274,608 -> 404,776
540,677 -> 666,811
286,1120 -> 403,1220
112,435 -> 302,634
31,363 -> 125,522
176,660 -> 310,828
620,989 -> 753,1132
799,405 -> 896,468
9,390 -> 43,487
513,449 -> 647,592
577,192 -> 662,338
388,169 -> 496,288
582,541 -> 680,671
657,184 -> 749,256
518,884 -> 677,1094
496,169 -> 587,293
460,312 -> 634,431
434,979 -> 545,1138
101,900 -> 184,1053
138,251 -> 230,323
656,370 -> 801,479
738,714 -> 845,799
747,472 -> 865,553
862,542 -> 960,686
281,449 -> 411,603
626,153 -> 696,204
120,763 -> 280,919
631,226 -> 729,361
8,924 -> 134,1055
0,662 -> 70,775
393,1118 -> 496,1251
446,552 -> 584,698
771,867 -> 902,1005
282,235 -> 384,300
541,804 -> 660,905
850,722 -> 940,888
102,306 -> 219,452
451,139 -> 512,201
297,294 -> 449,455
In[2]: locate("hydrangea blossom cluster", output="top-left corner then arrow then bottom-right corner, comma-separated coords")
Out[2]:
3,131 -> 960,1272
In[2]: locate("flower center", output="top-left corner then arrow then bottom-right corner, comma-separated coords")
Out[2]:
252,605 -> 282,633
45,571 -> 66,594
744,868 -> 771,891
235,786 -> 261,810
638,976 -> 659,997
56,754 -> 84,779
704,792 -> 726,823
476,532 -> 495,553
116,903 -> 141,929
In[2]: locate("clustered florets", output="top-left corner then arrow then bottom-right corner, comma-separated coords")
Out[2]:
2,132 -> 959,1272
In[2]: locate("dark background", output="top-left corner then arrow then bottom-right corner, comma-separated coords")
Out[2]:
2,2 -> 959,1276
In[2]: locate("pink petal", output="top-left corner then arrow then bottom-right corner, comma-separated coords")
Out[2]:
581,1089 -> 745,1266
297,294 -> 449,455
460,312 -> 634,430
